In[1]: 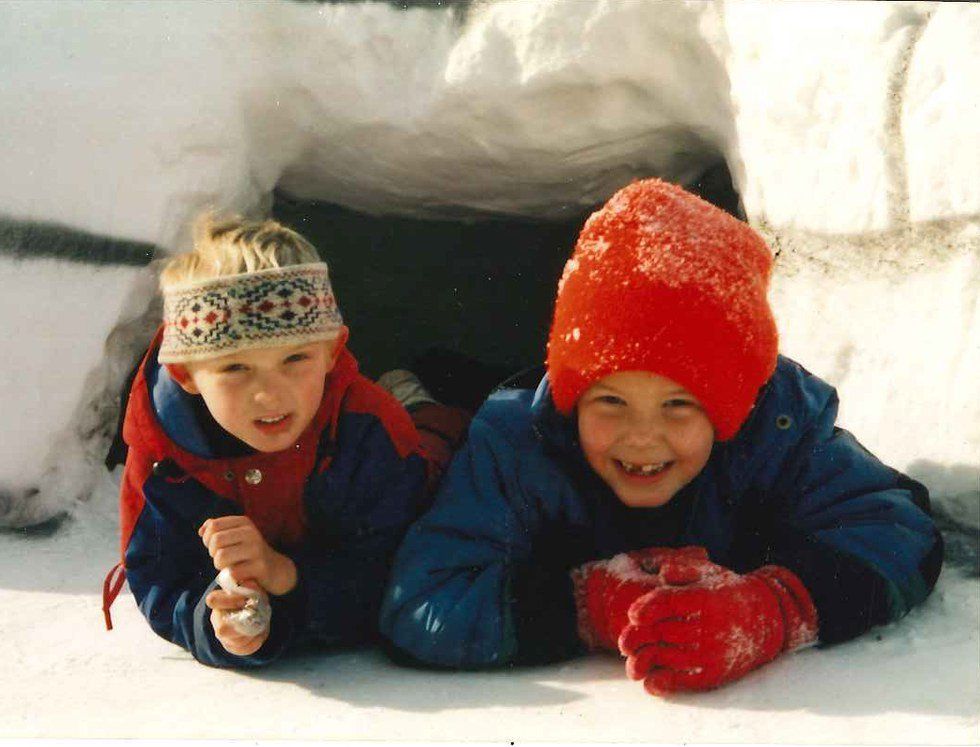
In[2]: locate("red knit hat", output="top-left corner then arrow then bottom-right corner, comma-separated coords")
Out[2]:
546,178 -> 778,441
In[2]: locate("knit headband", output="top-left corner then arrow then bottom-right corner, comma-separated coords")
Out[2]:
159,262 -> 343,363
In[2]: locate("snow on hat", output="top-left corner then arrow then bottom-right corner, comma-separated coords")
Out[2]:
546,178 -> 778,441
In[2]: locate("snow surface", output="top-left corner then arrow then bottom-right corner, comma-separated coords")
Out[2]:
0,0 -> 978,741
0,468 -> 976,742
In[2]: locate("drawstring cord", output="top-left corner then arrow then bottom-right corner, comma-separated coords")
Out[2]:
102,562 -> 126,631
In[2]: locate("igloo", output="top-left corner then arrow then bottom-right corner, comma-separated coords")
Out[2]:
0,1 -> 976,741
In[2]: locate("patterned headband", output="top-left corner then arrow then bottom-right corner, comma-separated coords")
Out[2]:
159,262 -> 344,363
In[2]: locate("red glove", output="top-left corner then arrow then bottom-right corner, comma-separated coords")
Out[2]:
571,546 -> 713,651
619,563 -> 818,694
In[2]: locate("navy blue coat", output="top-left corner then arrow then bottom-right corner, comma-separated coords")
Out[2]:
379,356 -> 943,668
113,332 -> 429,668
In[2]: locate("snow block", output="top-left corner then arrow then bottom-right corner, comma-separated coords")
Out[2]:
904,4 -> 980,223
723,1 -> 924,232
276,0 -> 733,218
0,254 -> 145,526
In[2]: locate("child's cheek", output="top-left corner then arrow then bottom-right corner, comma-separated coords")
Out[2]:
674,417 -> 715,466
578,411 -> 616,463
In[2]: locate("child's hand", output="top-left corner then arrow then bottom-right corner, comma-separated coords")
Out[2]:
199,516 -> 297,596
571,545 -> 714,651
619,565 -> 818,695
206,582 -> 271,656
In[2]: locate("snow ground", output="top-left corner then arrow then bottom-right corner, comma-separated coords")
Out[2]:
0,467 -> 976,743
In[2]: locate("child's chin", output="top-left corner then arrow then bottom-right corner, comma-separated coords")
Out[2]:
613,485 -> 677,509
244,430 -> 299,453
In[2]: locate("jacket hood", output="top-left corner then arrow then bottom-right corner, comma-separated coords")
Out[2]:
145,354 -> 222,458
529,373 -> 585,464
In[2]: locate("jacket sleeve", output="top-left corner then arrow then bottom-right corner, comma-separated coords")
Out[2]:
735,369 -> 944,644
290,409 -> 429,646
379,410 -> 588,669
123,464 -> 302,668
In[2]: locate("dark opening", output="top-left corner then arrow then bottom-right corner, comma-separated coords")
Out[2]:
271,160 -> 742,397
273,193 -> 587,382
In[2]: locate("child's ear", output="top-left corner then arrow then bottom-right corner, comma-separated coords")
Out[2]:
164,363 -> 200,395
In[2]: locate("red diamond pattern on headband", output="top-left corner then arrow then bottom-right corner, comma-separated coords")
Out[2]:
159,263 -> 343,363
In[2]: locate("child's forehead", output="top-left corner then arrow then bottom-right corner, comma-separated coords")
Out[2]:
591,370 -> 690,395
199,340 -> 325,366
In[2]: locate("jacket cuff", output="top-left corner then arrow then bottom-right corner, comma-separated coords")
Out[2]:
269,573 -> 308,635
764,527 -> 892,644
509,558 -> 585,665
508,524 -> 594,665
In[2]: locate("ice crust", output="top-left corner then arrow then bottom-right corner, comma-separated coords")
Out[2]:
0,1 -> 976,532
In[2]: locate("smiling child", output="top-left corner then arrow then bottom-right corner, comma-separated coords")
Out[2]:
103,213 -> 463,667
379,178 -> 943,694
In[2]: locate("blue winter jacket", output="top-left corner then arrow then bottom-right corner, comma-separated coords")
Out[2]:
113,331 -> 429,668
379,356 -> 943,668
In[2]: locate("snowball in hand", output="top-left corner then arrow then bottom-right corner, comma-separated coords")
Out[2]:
216,568 -> 272,637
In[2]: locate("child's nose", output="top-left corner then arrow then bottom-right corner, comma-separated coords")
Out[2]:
252,375 -> 285,407
624,415 -> 664,446
254,389 -> 279,407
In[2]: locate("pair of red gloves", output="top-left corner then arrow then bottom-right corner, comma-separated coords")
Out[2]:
572,546 -> 818,695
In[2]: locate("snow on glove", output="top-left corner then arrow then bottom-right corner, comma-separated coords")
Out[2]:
216,568 -> 272,637
570,546 -> 713,651
619,564 -> 818,694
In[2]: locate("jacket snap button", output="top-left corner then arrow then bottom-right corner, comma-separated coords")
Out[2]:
776,414 -> 793,430
244,468 -> 263,485
223,470 -> 234,481
152,460 -> 182,479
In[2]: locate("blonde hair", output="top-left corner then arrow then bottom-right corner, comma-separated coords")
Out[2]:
160,212 -> 321,290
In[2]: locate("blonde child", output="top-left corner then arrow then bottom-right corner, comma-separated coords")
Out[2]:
103,214 -> 464,667
380,179 -> 943,694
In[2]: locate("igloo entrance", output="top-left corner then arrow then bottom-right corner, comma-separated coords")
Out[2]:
269,161 -> 741,408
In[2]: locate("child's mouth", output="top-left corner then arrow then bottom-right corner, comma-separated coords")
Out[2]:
254,414 -> 292,433
615,459 -> 671,479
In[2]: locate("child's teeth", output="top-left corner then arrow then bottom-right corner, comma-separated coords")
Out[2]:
259,415 -> 285,424
621,460 -> 667,475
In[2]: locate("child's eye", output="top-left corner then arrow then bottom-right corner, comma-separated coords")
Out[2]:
219,363 -> 247,374
596,395 -> 626,406
284,353 -> 311,364
665,398 -> 697,410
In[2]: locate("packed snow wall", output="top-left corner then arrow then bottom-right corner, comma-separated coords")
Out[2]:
0,0 -> 977,536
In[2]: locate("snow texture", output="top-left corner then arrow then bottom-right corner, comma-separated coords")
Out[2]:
0,0 -> 977,739
0,467 -> 976,742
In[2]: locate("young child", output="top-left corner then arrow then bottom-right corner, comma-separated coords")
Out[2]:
379,179 -> 944,694
102,214 -> 466,668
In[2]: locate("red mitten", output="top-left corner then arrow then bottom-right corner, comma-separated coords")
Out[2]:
619,565 -> 818,694
570,546 -> 712,651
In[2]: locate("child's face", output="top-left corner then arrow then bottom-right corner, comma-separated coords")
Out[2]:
576,371 -> 714,508
170,340 -> 336,453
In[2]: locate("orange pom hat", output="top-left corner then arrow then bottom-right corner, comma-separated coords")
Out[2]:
546,178 -> 778,441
